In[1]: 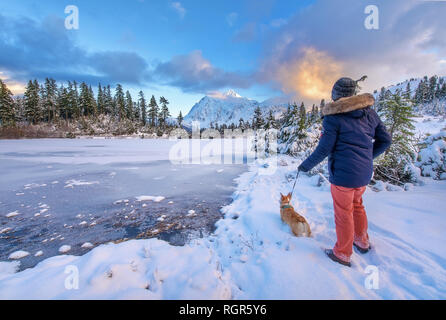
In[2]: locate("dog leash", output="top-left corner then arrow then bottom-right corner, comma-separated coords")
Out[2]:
289,169 -> 300,200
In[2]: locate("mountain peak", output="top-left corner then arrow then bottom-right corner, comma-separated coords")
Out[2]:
224,89 -> 242,98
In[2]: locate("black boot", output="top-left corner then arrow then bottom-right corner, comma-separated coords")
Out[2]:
325,249 -> 351,267
353,243 -> 371,254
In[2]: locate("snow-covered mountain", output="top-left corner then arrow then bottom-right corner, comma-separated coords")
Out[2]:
183,90 -> 289,128
373,76 -> 446,116
373,76 -> 446,98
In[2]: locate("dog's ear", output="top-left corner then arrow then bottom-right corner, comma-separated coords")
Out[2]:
287,192 -> 292,199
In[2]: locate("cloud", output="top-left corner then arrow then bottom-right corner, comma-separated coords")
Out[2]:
170,2 -> 186,19
269,18 -> 287,28
0,15 -> 86,76
226,12 -> 238,27
233,23 -> 257,43
0,71 -> 26,95
88,51 -> 150,84
258,0 -> 446,103
154,50 -> 254,93
0,14 -> 151,87
0,14 -> 252,95
274,47 -> 343,101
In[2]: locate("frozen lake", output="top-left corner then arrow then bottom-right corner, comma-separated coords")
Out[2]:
0,139 -> 247,270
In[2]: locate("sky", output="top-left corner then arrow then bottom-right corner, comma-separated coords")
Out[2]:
1,0 -> 446,116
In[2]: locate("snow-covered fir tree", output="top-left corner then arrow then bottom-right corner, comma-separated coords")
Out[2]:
0,80 -> 16,126
148,95 -> 159,127
139,91 -> 147,126
375,89 -> 416,184
177,111 -> 184,127
158,96 -> 170,129
114,84 -> 125,121
24,79 -> 41,124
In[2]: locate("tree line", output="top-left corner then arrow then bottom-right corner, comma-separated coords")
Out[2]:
375,75 -> 446,109
206,101 -> 321,136
0,78 -> 187,129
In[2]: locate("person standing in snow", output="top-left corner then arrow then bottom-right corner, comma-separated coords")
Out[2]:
298,77 -> 391,267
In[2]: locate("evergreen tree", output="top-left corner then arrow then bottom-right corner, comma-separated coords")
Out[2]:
103,85 -> 113,115
139,91 -> 147,126
375,89 -> 416,183
264,110 -> 278,130
253,106 -> 264,129
309,104 -> 320,124
148,95 -> 159,127
177,111 -> 184,127
42,78 -> 57,123
89,85 -> 97,116
125,91 -> 134,120
158,96 -> 170,129
133,101 -> 140,121
239,118 -> 245,129
0,80 -> 16,126
404,82 -> 411,100
376,87 -> 387,112
297,102 -> 307,135
97,84 -> 104,115
14,96 -> 25,123
114,84 -> 125,120
56,84 -> 69,121
79,82 -> 96,117
428,76 -> 438,101
24,79 -> 41,124
440,82 -> 446,99
79,83 -> 88,116
66,81 -> 79,120
282,104 -> 293,127
73,81 -> 80,118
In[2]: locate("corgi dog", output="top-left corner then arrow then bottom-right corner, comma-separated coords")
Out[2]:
280,193 -> 311,237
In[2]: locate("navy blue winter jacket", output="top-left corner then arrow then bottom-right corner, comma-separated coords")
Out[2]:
299,93 -> 392,188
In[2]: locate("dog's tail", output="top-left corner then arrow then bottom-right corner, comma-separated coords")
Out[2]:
305,223 -> 312,238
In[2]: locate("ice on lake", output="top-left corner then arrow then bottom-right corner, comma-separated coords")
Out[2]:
0,138 -> 247,270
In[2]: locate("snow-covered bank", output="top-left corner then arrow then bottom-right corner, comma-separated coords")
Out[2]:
1,155 -> 445,299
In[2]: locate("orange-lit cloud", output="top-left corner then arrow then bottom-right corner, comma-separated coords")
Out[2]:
275,47 -> 343,102
0,71 -> 26,95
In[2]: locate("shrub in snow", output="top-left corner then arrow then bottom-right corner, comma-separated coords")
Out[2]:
278,116 -> 327,176
374,90 -> 418,185
0,261 -> 20,275
416,131 -> 446,180
404,183 -> 414,191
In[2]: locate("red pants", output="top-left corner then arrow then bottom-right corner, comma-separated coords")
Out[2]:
331,184 -> 369,263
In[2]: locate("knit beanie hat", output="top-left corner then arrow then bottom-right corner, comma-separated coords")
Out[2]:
331,76 -> 367,101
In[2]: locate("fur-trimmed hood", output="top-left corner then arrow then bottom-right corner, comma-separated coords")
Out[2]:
321,93 -> 375,117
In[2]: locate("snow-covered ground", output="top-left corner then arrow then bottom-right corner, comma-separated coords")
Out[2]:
1,152 -> 445,299
413,115 -> 446,136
